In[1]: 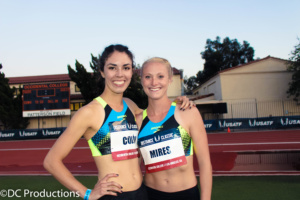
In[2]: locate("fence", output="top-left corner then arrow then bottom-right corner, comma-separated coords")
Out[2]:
202,99 -> 300,120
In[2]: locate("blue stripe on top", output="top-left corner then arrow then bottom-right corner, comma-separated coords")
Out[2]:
138,102 -> 176,138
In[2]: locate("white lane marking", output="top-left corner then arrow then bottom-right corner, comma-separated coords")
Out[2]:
209,141 -> 300,146
0,147 -> 89,151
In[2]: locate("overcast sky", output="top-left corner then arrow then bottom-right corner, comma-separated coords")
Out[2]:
1,0 -> 299,79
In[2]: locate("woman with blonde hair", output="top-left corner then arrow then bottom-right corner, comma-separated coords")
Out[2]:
137,57 -> 212,200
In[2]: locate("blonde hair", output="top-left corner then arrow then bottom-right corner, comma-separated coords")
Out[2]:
141,57 -> 173,78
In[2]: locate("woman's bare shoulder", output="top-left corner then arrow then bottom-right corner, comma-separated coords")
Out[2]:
75,100 -> 100,116
175,104 -> 200,118
70,100 -> 105,128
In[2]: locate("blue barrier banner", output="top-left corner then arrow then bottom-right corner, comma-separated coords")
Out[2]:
1,116 -> 299,140
0,128 -> 66,141
277,116 -> 300,128
204,116 -> 300,131
204,120 -> 218,131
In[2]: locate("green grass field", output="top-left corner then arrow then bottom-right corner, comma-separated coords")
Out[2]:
0,176 -> 299,200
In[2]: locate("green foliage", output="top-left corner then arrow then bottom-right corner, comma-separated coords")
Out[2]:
67,55 -> 102,104
124,72 -> 148,109
0,64 -> 29,129
287,39 -> 300,102
200,36 -> 255,83
184,75 -> 198,94
184,36 -> 255,92
68,55 -> 147,108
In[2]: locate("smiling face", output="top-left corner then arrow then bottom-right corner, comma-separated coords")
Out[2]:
101,51 -> 133,95
141,60 -> 172,100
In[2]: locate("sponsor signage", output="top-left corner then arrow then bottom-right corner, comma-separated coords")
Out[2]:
1,116 -> 299,141
280,117 -> 300,126
204,116 -> 300,131
0,128 -> 65,141
22,82 -> 70,117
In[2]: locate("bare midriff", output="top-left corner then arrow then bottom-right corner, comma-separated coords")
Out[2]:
144,156 -> 197,192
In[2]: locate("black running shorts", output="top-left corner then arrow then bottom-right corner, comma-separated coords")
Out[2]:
146,185 -> 200,200
98,183 -> 148,200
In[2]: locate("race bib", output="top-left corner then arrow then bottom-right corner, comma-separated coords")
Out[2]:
138,128 -> 187,173
109,120 -> 139,161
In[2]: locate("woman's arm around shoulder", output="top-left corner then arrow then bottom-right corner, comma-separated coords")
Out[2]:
173,96 -> 196,111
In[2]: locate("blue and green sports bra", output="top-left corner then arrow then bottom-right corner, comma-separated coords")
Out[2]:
138,102 -> 193,156
87,97 -> 139,161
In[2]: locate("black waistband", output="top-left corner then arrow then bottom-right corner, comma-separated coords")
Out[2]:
145,184 -> 199,200
99,183 -> 148,200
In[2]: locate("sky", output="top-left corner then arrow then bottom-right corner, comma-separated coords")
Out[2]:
1,0 -> 299,79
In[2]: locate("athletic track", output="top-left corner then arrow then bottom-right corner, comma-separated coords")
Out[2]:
0,129 -> 299,176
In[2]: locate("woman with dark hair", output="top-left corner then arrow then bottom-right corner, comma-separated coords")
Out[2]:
137,57 -> 212,200
44,45 -> 192,200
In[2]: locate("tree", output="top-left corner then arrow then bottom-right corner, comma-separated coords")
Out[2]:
184,36 -> 255,92
68,55 -> 148,109
68,55 -> 102,104
185,36 -> 255,92
287,39 -> 300,102
184,75 -> 198,94
124,72 -> 148,109
0,64 -> 29,129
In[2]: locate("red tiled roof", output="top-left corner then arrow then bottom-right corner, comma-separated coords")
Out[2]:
172,67 -> 182,75
8,74 -> 71,84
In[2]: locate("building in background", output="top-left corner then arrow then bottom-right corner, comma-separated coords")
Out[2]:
9,74 -> 82,129
192,56 -> 300,120
8,68 -> 183,130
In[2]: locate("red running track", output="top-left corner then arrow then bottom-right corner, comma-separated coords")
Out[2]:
0,129 -> 299,176
207,129 -> 300,175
